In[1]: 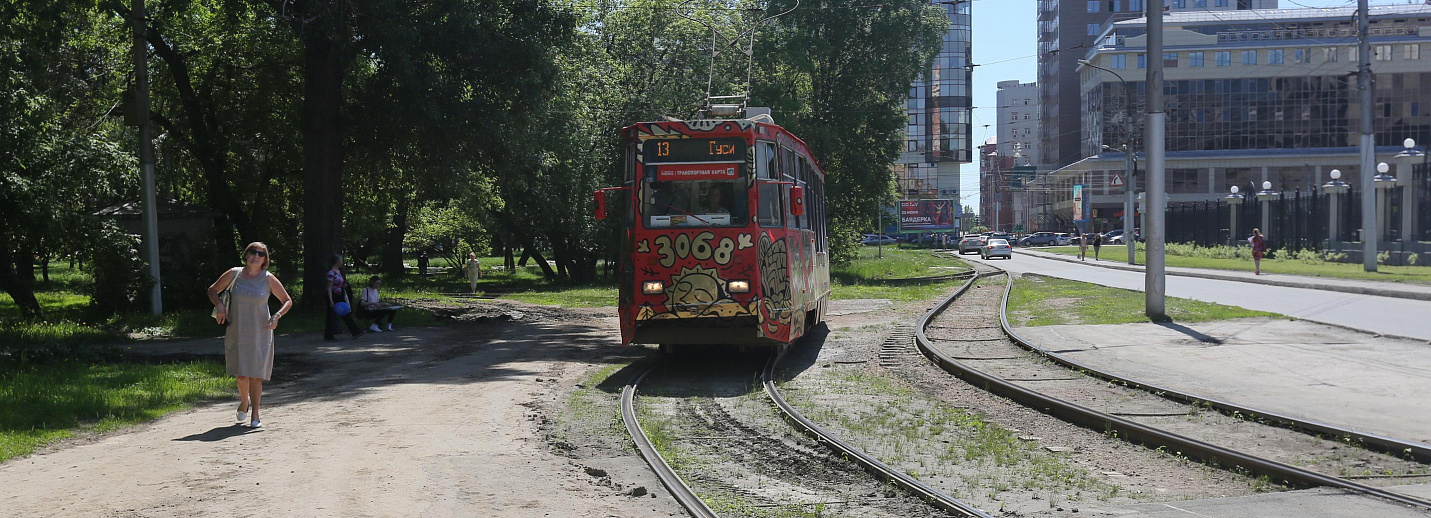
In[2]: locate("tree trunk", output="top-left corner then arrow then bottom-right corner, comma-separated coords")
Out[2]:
40,255 -> 49,283
518,246 -> 532,267
300,25 -> 347,309
0,245 -> 43,319
524,245 -> 558,281
382,199 -> 409,277
15,242 -> 35,284
504,245 -> 515,272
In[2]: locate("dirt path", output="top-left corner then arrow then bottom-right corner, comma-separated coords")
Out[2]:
0,302 -> 684,518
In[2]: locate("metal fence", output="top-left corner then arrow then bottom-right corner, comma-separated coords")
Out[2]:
1166,189 -> 1341,254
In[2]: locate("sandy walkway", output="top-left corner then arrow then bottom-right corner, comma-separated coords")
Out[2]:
0,304 -> 683,517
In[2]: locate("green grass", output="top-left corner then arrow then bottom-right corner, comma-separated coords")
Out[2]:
1007,275 -> 1282,327
0,360 -> 232,462
1040,245 -> 1431,285
831,247 -> 968,301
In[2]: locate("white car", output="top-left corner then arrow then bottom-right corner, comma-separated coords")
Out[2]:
981,238 -> 1013,260
1053,233 -> 1073,246
957,236 -> 986,254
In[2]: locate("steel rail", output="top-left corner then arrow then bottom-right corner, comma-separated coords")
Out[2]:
913,268 -> 1431,511
989,268 -> 1431,464
762,275 -> 995,518
621,361 -> 720,518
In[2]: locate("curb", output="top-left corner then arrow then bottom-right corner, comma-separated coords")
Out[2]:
1017,249 -> 1431,302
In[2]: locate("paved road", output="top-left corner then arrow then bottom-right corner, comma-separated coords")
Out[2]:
968,252 -> 1431,341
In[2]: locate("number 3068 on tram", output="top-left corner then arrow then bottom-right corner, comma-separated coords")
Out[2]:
594,117 -> 830,351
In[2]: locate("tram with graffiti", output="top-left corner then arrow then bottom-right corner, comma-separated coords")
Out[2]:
594,115 -> 830,350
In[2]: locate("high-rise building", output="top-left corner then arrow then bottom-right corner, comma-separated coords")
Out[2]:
1037,0 -> 1277,171
896,0 -> 973,205
1047,4 -> 1431,235
984,80 -> 1039,232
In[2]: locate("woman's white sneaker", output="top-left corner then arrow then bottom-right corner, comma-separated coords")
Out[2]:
369,323 -> 382,333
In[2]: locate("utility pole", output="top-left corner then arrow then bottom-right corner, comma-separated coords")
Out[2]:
1357,0 -> 1377,272
132,0 -> 163,314
1144,0 -> 1166,319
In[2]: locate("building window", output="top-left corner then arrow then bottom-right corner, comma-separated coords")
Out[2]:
1137,53 -> 1146,68
1295,48 -> 1309,63
1375,45 -> 1393,61
1349,47 -> 1357,61
1163,52 -> 1178,67
1216,0 -> 1228,5
1268,49 -> 1283,64
1216,51 -> 1231,66
1088,23 -> 1101,36
1241,50 -> 1257,65
1414,102 -> 1421,116
1405,44 -> 1421,60
1325,48 -> 1338,62
1173,0 -> 1185,7
1193,0 -> 1205,7
1112,0 -> 1121,11
1189,52 -> 1204,67
1131,0 -> 1143,10
1110,54 -> 1126,69
1087,0 -> 1100,12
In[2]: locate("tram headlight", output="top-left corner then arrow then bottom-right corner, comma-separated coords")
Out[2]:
727,280 -> 750,293
642,281 -> 665,294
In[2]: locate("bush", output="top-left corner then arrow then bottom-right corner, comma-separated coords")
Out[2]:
85,222 -> 152,316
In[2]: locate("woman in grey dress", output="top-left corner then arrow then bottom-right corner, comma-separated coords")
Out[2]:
207,242 -> 293,428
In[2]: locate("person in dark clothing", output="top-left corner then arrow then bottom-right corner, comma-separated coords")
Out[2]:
1092,232 -> 1103,261
324,254 -> 365,341
417,250 -> 430,279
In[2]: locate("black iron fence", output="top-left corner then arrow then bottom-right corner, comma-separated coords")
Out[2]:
1165,187 -> 1383,254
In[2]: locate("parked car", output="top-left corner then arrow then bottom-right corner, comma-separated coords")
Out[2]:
1019,232 -> 1059,246
861,234 -> 897,246
1103,229 -> 1142,244
981,238 -> 1013,260
1053,233 -> 1073,246
957,235 -> 986,254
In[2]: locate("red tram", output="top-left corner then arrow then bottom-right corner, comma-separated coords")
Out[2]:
595,116 -> 830,350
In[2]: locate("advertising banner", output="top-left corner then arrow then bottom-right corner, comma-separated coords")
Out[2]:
1072,184 -> 1086,222
898,199 -> 957,232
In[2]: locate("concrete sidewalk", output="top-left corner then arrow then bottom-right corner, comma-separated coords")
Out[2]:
1017,248 -> 1431,302
1015,317 -> 1431,447
1094,483 -> 1431,517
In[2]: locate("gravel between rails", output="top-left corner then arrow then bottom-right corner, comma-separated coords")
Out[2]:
773,287 -> 1263,517
636,353 -> 950,517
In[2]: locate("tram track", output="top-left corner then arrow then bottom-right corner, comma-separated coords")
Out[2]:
622,351 -> 995,518
918,260 -> 1431,512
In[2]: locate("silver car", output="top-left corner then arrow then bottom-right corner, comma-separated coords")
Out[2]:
981,238 -> 1013,260
957,236 -> 986,255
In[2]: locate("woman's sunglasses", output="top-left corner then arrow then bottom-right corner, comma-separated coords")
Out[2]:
247,250 -> 267,257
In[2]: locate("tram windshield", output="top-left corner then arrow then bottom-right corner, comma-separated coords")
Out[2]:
644,180 -> 747,228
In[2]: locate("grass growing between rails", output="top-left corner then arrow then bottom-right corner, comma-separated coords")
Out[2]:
1008,275 -> 1282,327
1040,244 -> 1431,285
832,247 -> 969,301
0,359 -> 231,462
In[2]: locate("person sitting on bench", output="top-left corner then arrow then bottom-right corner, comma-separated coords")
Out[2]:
359,276 -> 398,332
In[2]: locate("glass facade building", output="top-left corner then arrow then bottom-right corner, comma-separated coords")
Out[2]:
898,0 -> 972,201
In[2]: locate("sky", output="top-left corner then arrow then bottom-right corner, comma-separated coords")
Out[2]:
959,0 -> 1407,210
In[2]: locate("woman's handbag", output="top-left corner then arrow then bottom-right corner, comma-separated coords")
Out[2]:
211,268 -> 239,324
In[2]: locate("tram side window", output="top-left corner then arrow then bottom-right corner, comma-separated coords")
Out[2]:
757,142 -> 783,227
796,157 -> 811,230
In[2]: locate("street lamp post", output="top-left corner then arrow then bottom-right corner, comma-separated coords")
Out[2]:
1256,181 -> 1278,234
1395,138 -> 1422,243
1078,58 -> 1138,266
1373,162 -> 1398,244
1225,186 -> 1244,246
1322,169 -> 1350,246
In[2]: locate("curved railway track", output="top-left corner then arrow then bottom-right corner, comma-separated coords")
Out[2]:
917,261 -> 1431,511
622,351 -> 995,518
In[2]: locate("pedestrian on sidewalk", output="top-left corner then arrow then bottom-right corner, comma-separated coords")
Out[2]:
325,254 -> 365,341
207,242 -> 293,428
1078,232 -> 1088,261
465,252 -> 482,294
1249,228 -> 1267,275
1092,232 -> 1103,261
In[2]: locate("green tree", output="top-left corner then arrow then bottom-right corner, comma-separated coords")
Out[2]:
751,0 -> 947,264
0,2 -> 135,318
